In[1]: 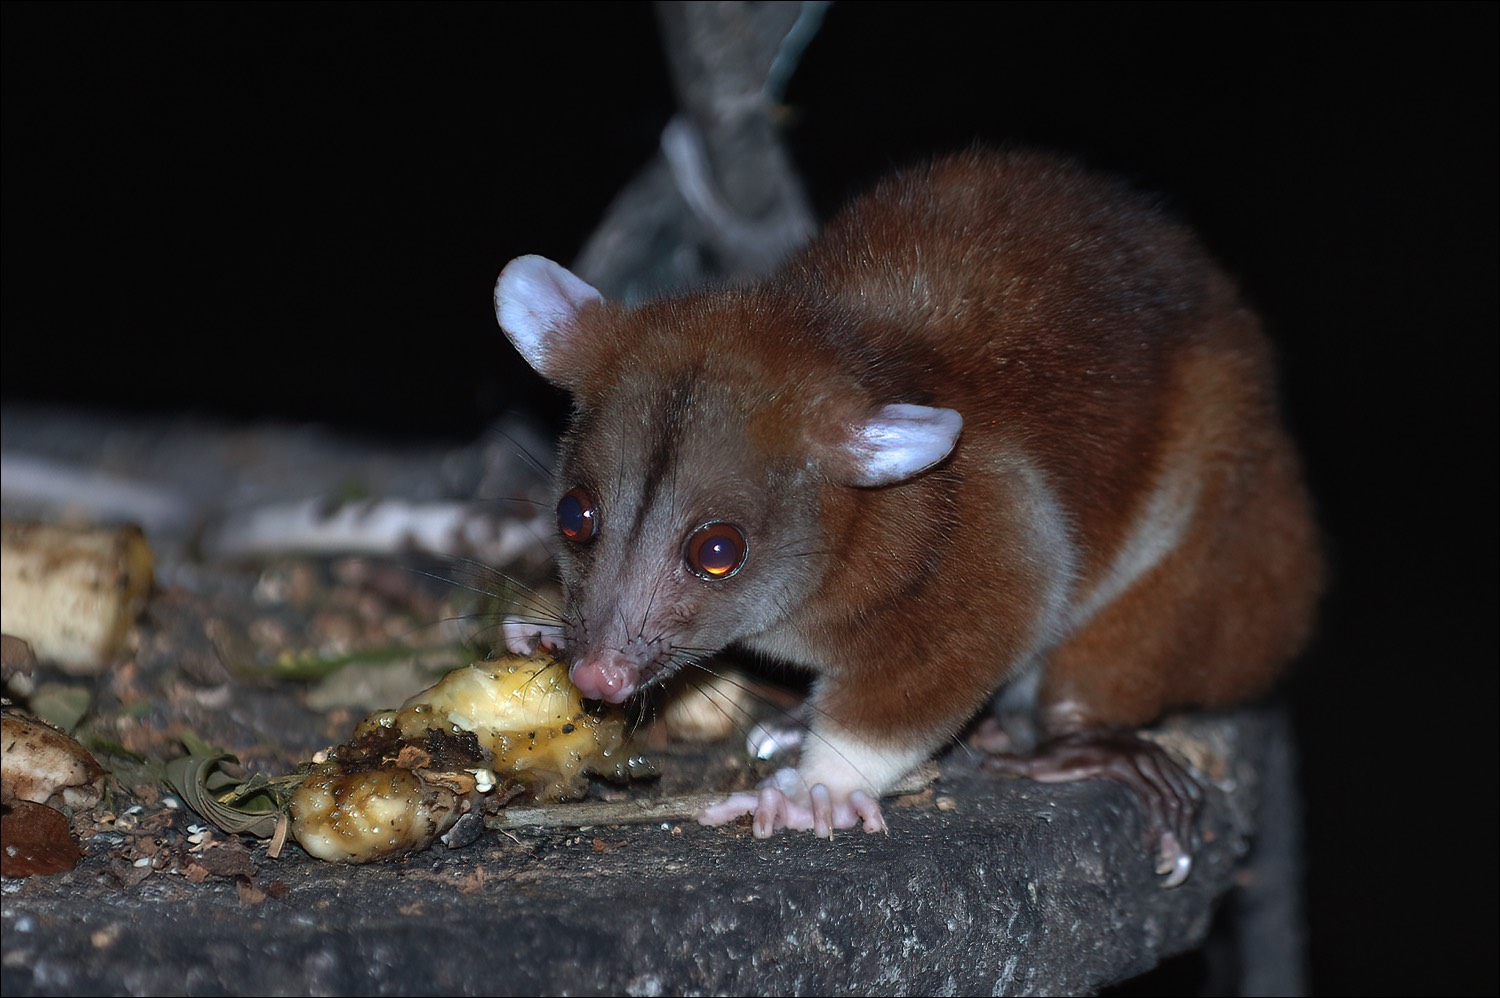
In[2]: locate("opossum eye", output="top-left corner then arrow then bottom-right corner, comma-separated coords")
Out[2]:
557,487 -> 597,543
684,522 -> 747,580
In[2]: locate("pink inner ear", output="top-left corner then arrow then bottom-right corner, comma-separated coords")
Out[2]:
493,255 -> 603,380
844,403 -> 963,486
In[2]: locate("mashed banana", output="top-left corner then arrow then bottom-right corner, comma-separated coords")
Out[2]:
290,653 -> 646,863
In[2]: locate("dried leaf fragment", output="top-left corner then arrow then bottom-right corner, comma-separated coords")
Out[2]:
1,799 -> 83,877
163,751 -> 291,839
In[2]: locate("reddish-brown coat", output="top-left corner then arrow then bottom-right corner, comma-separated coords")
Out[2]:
542,148 -> 1321,755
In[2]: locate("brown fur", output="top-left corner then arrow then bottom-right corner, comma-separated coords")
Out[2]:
537,147 -> 1321,764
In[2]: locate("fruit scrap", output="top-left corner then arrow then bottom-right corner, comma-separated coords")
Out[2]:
0,520 -> 154,675
0,710 -> 107,877
288,653 -> 651,863
1,710 -> 107,812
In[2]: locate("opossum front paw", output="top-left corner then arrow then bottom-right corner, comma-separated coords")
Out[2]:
698,767 -> 886,838
501,616 -> 566,657
743,713 -> 809,762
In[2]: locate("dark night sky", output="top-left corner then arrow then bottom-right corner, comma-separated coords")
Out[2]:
3,3 -> 1495,994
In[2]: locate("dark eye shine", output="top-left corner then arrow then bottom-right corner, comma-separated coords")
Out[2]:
684,522 -> 747,580
557,487 -> 597,542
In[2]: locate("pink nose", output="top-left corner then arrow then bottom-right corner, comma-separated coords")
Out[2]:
569,650 -> 639,703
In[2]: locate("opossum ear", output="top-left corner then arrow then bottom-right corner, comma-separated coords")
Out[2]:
840,404 -> 963,486
494,255 -> 604,382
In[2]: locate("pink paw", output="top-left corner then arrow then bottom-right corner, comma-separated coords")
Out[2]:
698,768 -> 886,838
502,617 -> 565,657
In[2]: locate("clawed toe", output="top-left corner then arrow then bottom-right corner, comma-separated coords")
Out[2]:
983,730 -> 1203,886
700,770 -> 886,838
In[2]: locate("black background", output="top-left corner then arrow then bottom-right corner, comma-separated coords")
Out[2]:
3,3 -> 1495,994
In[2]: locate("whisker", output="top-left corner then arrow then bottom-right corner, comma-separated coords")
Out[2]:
486,423 -> 556,482
633,653 -> 884,794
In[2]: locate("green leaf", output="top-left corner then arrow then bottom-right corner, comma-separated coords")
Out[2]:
164,752 -> 297,838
